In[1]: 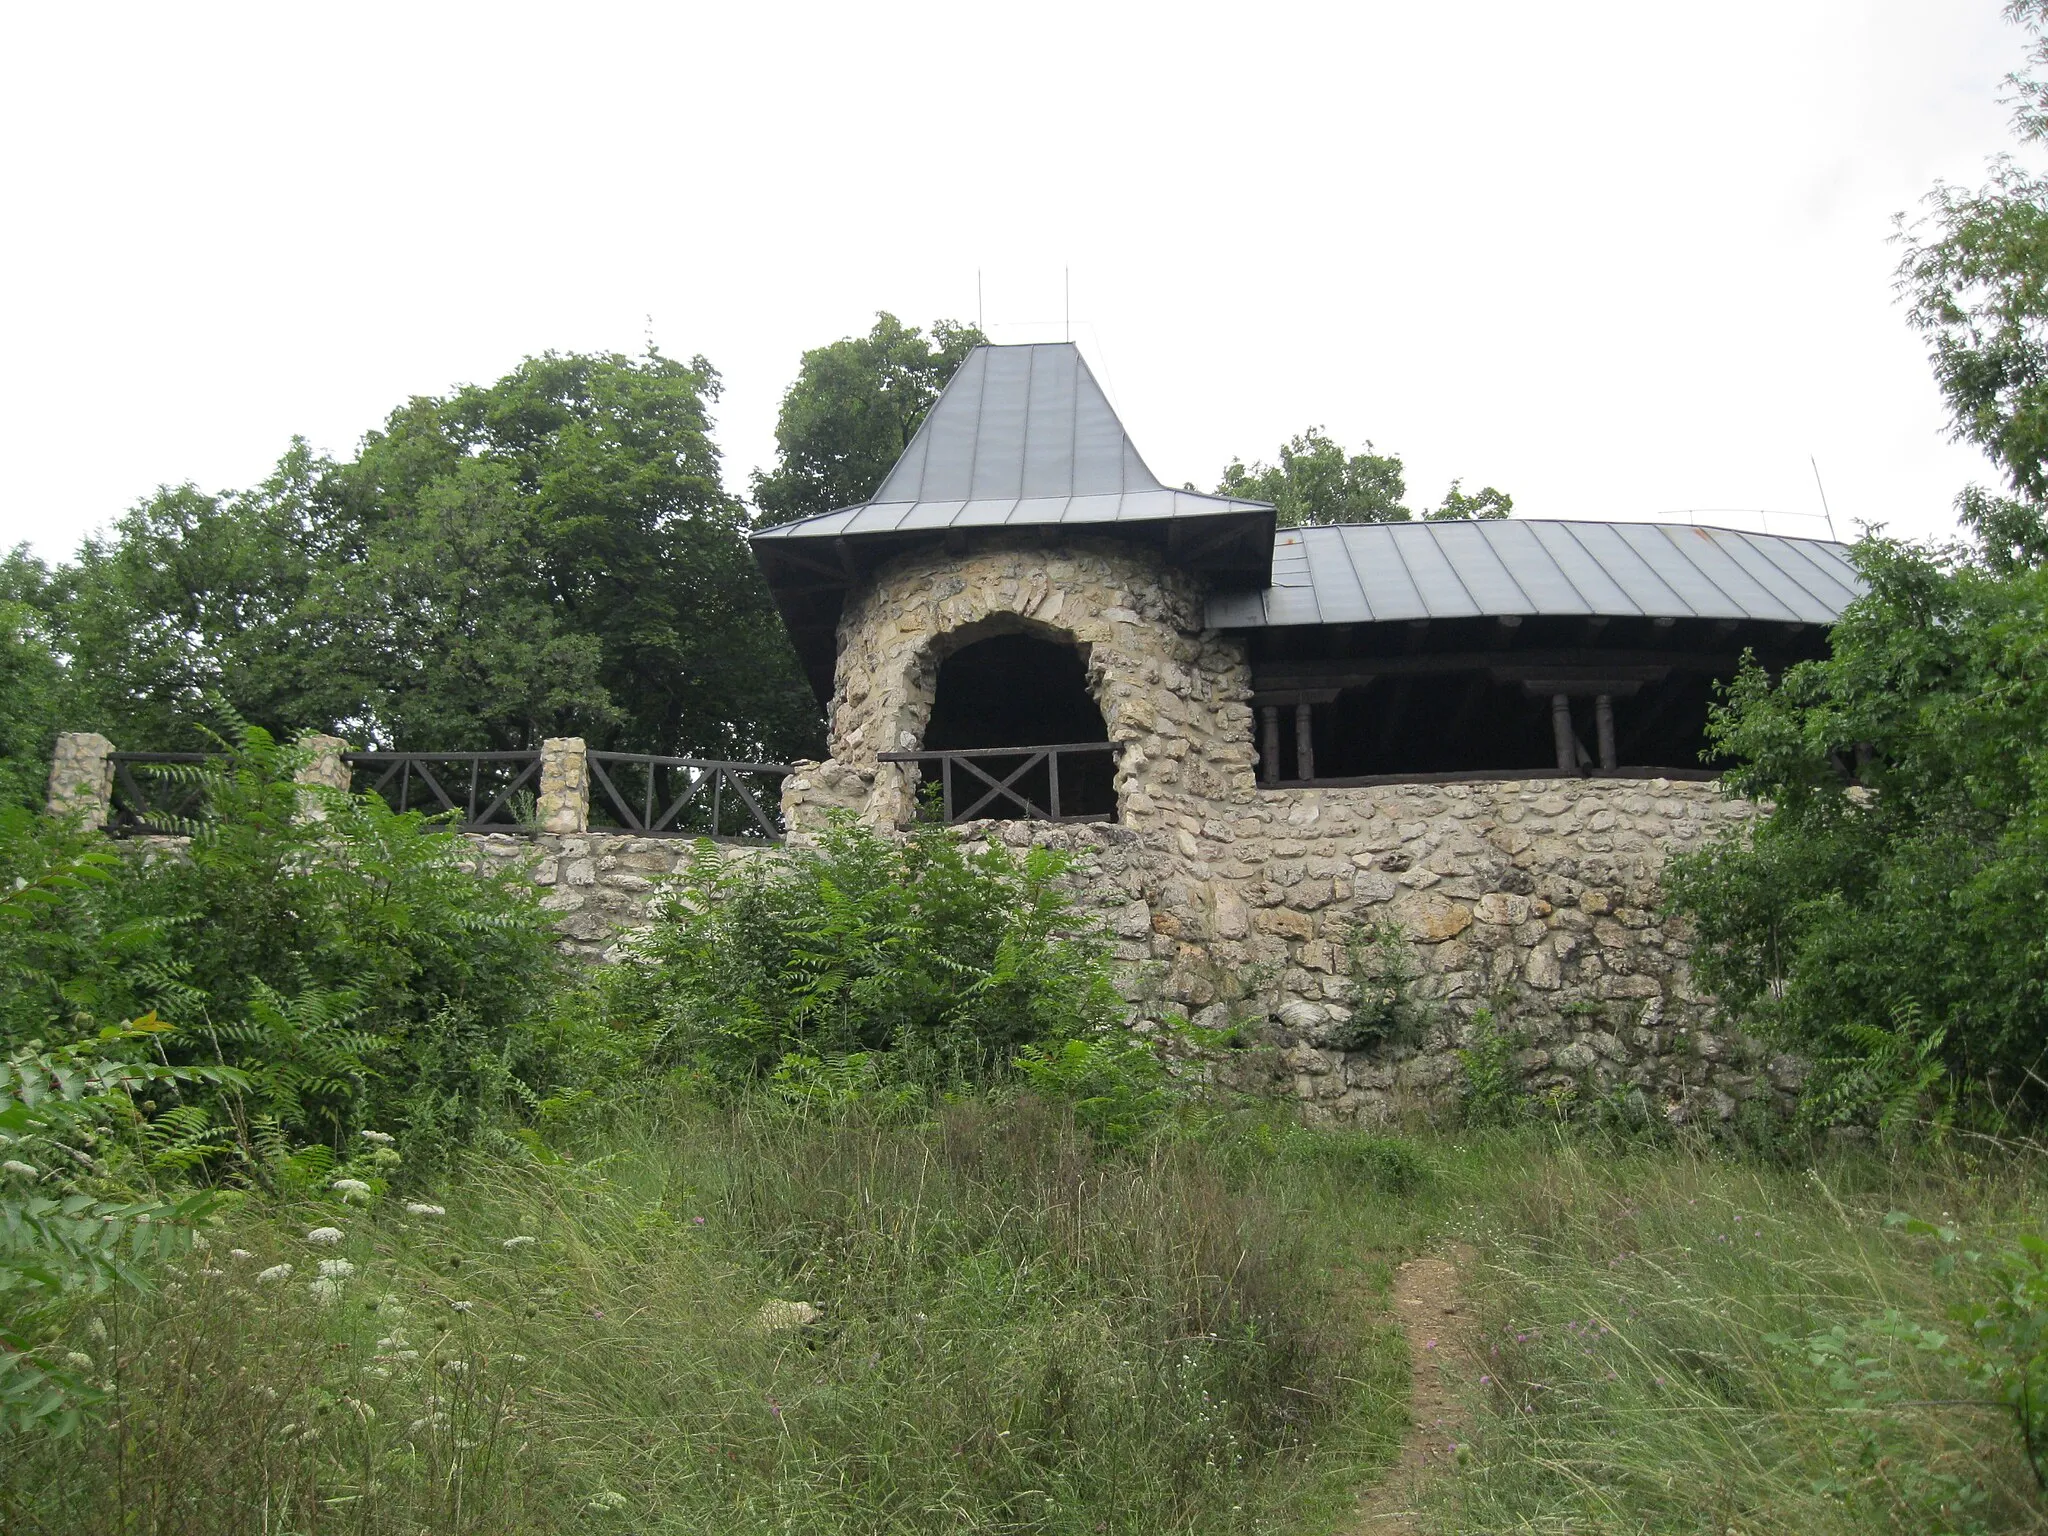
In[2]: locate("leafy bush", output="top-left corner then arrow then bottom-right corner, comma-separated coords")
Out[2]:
0,729 -> 564,1178
1456,1009 -> 1528,1127
597,815 -> 1123,1090
1667,518 -> 2048,1129
1332,920 -> 1431,1050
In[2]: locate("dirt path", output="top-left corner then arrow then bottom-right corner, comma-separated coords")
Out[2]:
1347,1245 -> 1479,1534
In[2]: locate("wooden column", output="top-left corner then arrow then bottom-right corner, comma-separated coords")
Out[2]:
1595,693 -> 1617,771
1260,705 -> 1280,784
1550,693 -> 1577,774
1294,702 -> 1315,782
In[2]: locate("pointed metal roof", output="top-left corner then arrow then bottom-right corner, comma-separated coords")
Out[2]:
751,342 -> 1277,700
751,343 -> 1273,541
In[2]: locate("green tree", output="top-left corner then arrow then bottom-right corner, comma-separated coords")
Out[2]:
49,351 -> 822,761
1666,521 -> 2048,1125
56,445 -> 362,753
1431,480 -> 1514,521
751,313 -> 984,523
1670,4 -> 2048,1129
1218,428 -> 1410,526
331,349 -> 819,759
1216,428 -> 1510,526
0,550 -> 63,811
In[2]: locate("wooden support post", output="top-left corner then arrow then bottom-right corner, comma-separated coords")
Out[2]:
1595,693 -> 1617,771
1261,705 -> 1280,784
1551,693 -> 1576,774
1294,702 -> 1315,782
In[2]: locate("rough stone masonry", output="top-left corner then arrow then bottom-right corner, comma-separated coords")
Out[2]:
533,535 -> 1787,1127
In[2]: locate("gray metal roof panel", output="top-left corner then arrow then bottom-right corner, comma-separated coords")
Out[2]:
1525,521 -> 1642,614
1208,520 -> 1864,629
1481,520 -> 1593,613
751,343 -> 1272,542
1339,524 -> 1425,620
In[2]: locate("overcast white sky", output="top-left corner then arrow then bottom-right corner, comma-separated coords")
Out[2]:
0,2 -> 2031,562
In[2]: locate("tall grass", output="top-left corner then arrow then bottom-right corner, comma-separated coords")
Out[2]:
2,1094 -> 1409,1535
1428,1133 -> 2048,1534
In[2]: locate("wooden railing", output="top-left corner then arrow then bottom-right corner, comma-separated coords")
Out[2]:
587,753 -> 790,842
107,752 -> 215,836
876,742 -> 1118,825
345,751 -> 543,831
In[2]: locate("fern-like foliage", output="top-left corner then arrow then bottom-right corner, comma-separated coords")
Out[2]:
600,814 -> 1123,1090
1804,999 -> 1957,1145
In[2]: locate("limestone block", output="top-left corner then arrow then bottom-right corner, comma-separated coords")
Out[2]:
46,732 -> 115,828
1474,892 -> 1531,926
537,738 -> 589,834
1390,891 -> 1473,943
1254,907 -> 1315,941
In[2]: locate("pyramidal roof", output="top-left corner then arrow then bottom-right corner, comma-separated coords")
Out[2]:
875,342 -> 1161,502
751,342 -> 1272,540
749,341 -> 1278,700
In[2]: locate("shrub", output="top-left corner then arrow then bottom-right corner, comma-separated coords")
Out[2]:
597,814 -> 1123,1090
0,729 -> 564,1179
1331,920 -> 1431,1050
1666,518 -> 2048,1129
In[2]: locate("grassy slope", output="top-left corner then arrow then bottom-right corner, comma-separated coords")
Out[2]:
8,1105 -> 2048,1535
3,1097 -> 1415,1535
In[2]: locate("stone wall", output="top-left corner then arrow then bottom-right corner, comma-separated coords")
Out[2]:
784,536 -> 1256,835
464,775 -> 1782,1127
936,777 -> 1794,1127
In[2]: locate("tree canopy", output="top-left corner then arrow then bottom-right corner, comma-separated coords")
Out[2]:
1671,0 -> 2048,1131
750,313 -> 984,524
1216,427 -> 1511,526
23,350 -> 824,767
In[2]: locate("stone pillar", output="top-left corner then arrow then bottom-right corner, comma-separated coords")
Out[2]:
1260,705 -> 1280,785
537,738 -> 589,833
47,732 -> 115,829
1595,694 -> 1617,772
1294,702 -> 1316,783
1551,694 -> 1577,774
293,734 -> 353,820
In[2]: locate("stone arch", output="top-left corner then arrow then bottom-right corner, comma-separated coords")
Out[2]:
787,536 -> 1259,831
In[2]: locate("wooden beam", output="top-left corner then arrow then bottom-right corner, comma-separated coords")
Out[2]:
1252,650 -> 1733,690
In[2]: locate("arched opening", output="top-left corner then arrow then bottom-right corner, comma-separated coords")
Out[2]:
921,630 -> 1116,820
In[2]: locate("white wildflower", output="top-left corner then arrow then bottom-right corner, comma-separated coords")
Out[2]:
229,1249 -> 255,1261
305,1226 -> 345,1245
87,1317 -> 108,1342
1,1160 -> 37,1178
507,1353 -> 529,1363
317,1259 -> 357,1280
405,1203 -> 446,1218
199,1267 -> 225,1278
586,1490 -> 629,1512
440,1359 -> 469,1375
309,1278 -> 347,1305
449,1300 -> 474,1313
754,1299 -> 822,1333
359,1130 -> 395,1145
330,1179 -> 372,1200
256,1263 -> 295,1284
63,1351 -> 93,1372
501,1235 -> 536,1250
